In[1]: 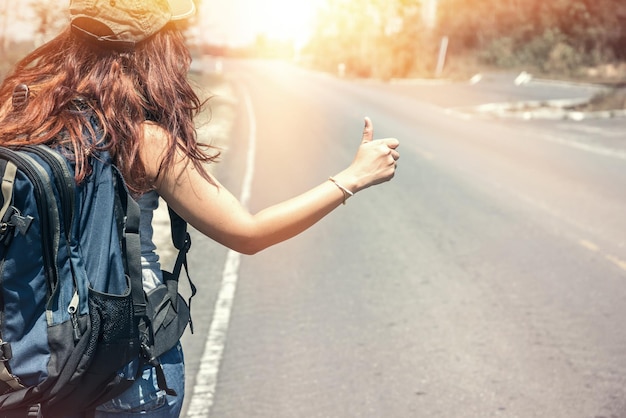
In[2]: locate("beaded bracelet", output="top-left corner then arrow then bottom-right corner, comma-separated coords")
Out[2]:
329,177 -> 354,205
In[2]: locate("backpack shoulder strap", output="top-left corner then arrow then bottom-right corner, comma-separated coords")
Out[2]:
0,160 -> 17,222
166,206 -> 196,332
114,173 -> 143,316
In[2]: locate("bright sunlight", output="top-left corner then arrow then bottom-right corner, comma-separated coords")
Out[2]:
252,0 -> 324,46
200,0 -> 325,48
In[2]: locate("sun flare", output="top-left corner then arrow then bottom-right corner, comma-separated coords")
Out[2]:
197,0 -> 329,48
245,0 -> 324,47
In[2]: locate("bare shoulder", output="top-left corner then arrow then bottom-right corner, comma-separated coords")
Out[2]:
141,122 -> 170,147
139,121 -> 170,183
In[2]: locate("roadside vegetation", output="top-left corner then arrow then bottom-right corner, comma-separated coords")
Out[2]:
301,0 -> 626,110
302,0 -> 625,79
1,0 -> 624,111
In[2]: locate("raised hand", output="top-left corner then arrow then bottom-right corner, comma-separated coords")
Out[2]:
348,117 -> 400,192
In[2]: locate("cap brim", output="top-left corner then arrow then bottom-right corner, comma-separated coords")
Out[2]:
168,0 -> 196,20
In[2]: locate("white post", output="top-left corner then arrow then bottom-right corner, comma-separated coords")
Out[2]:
435,36 -> 448,77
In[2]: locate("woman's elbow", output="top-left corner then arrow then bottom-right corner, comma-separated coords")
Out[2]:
208,224 -> 277,255
236,244 -> 263,256
226,236 -> 267,255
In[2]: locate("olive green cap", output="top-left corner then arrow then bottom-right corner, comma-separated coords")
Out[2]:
70,0 -> 196,50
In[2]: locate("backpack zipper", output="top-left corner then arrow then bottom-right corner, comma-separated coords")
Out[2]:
67,291 -> 80,342
22,146 -> 75,239
24,146 -> 82,335
0,148 -> 60,297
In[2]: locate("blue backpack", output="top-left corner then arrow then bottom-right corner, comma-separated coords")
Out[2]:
0,105 -> 194,417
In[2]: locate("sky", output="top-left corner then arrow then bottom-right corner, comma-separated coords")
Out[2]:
0,0 -> 326,47
198,0 -> 325,47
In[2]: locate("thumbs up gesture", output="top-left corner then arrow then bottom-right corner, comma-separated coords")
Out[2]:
344,117 -> 400,192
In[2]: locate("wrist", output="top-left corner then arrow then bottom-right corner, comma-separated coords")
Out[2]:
331,171 -> 360,194
328,176 -> 354,204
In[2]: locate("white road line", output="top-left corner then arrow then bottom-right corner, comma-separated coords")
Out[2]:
538,133 -> 626,161
578,239 -> 626,273
186,84 -> 257,417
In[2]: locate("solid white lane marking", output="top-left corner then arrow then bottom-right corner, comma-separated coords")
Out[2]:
186,84 -> 256,417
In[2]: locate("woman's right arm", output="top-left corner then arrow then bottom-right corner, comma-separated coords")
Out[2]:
141,118 -> 399,255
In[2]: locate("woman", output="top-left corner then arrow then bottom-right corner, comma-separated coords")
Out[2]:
0,0 -> 399,416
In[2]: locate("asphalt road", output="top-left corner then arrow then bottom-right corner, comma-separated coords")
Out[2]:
173,59 -> 626,418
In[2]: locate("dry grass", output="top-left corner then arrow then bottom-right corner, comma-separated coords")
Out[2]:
582,87 -> 626,111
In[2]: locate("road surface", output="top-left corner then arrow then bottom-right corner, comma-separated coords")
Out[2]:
170,59 -> 626,418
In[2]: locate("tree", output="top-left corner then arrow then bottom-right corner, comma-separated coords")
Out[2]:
435,0 -> 623,72
0,0 -> 10,54
31,0 -> 68,45
305,0 -> 433,78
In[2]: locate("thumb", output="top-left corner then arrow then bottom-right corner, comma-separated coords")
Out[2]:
361,117 -> 374,143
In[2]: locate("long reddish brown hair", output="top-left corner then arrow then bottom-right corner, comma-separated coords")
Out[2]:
0,24 -> 218,194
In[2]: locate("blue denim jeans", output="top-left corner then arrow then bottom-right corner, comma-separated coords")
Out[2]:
94,342 -> 185,418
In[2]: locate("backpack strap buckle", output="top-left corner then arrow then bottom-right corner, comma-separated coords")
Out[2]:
11,84 -> 29,111
0,340 -> 12,362
26,405 -> 42,418
0,340 -> 24,394
0,405 -> 41,418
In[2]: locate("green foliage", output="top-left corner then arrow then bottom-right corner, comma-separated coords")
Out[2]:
437,0 -> 624,75
304,0 -> 437,79
305,0 -> 625,79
